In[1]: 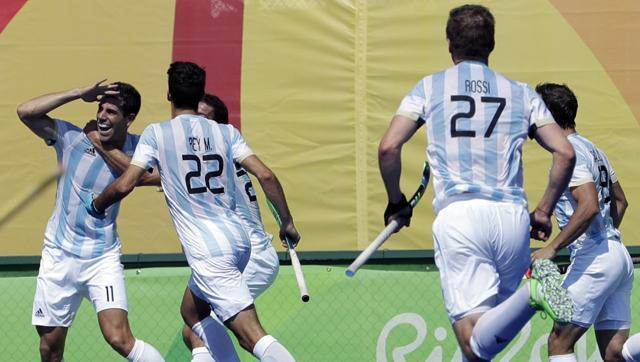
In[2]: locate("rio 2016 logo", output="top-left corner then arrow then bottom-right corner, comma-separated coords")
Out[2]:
377,313 -> 601,361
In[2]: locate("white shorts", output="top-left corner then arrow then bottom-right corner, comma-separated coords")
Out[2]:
244,245 -> 279,298
32,245 -> 128,327
563,239 -> 634,329
433,198 -> 530,323
188,249 -> 253,322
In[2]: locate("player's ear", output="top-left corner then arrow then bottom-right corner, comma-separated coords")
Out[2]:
125,113 -> 136,127
167,91 -> 172,102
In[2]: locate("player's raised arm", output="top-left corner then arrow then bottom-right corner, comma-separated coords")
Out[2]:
530,122 -> 576,240
84,120 -> 160,186
240,154 -> 300,247
378,115 -> 422,227
17,80 -> 118,143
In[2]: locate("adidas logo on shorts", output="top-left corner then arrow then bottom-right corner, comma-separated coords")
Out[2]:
34,308 -> 45,318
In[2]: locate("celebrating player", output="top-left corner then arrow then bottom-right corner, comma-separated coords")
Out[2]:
17,81 -> 164,361
87,62 -> 298,361
378,5 -> 576,361
532,83 -> 639,362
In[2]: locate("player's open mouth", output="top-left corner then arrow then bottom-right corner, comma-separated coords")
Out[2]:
97,121 -> 113,137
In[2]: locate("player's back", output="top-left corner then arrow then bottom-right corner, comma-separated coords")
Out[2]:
399,60 -> 553,212
150,114 -> 251,261
555,133 -> 620,251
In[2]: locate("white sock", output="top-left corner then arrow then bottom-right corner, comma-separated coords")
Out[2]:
623,333 -> 640,362
192,316 -> 240,362
252,335 -> 295,362
469,284 -> 536,360
549,353 -> 577,361
191,346 -> 215,362
126,339 -> 165,362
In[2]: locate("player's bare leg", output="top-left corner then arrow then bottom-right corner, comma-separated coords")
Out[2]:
596,329 -> 629,362
98,308 -> 164,361
546,323 -> 587,360
36,325 -> 68,362
451,314 -> 484,361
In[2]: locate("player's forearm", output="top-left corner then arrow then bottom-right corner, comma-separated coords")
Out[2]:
611,182 -> 628,228
548,203 -> 598,252
17,88 -> 82,121
378,146 -> 403,203
257,172 -> 293,224
535,150 -> 576,215
94,146 -> 160,186
93,178 -> 134,213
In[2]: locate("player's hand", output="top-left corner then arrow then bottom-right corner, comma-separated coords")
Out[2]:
531,245 -> 557,261
83,120 -> 101,145
279,222 -> 300,249
384,193 -> 412,231
530,209 -> 552,241
81,192 -> 105,218
79,79 -> 119,103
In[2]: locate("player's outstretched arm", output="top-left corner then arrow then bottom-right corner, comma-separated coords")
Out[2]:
240,155 -> 300,247
92,164 -> 146,215
17,80 -> 118,142
610,181 -> 628,228
530,123 -> 576,240
532,182 -> 599,260
378,115 -> 421,226
84,120 -> 161,186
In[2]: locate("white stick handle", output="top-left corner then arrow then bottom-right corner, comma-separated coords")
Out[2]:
345,220 -> 400,277
288,247 -> 310,302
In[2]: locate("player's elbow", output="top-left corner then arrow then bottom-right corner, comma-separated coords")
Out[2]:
378,139 -> 400,160
16,103 -> 33,122
554,144 -> 576,169
256,168 -> 276,184
114,179 -> 135,196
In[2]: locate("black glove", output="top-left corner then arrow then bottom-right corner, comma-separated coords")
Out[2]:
384,194 -> 412,226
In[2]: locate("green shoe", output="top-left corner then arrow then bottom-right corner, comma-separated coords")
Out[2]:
528,259 -> 573,323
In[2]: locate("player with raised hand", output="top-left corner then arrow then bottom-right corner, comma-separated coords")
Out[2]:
532,83 -> 638,362
17,80 -> 164,361
87,62 -> 298,362
378,5 -> 576,361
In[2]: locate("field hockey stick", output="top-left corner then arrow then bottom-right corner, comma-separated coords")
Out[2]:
346,161 -> 430,277
266,199 -> 310,302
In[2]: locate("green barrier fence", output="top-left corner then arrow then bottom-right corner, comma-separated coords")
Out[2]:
2,264 -> 639,361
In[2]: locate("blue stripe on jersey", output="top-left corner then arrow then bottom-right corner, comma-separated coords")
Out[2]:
430,72 -> 456,193
70,159 -> 107,256
482,66 -> 498,188
160,121 -> 222,257
457,62 -> 473,182
506,82 -> 525,184
409,79 -> 426,99
53,141 -> 87,248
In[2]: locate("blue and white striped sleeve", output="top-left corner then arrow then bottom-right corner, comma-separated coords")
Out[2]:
131,124 -> 159,170
396,78 -> 428,122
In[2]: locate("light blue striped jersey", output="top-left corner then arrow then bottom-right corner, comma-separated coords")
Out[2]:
131,114 -> 255,263
396,60 -> 554,213
44,119 -> 139,258
554,133 -> 620,254
233,163 -> 272,251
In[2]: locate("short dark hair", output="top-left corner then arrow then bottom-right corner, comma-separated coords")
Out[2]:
202,94 -> 229,124
100,81 -> 141,118
446,4 -> 495,60
167,61 -> 206,110
535,83 -> 578,130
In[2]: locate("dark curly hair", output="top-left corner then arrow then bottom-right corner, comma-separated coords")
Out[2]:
536,83 -> 578,130
168,61 -> 206,110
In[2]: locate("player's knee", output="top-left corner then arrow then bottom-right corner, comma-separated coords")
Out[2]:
39,340 -> 63,362
603,342 -> 625,362
103,329 -> 134,355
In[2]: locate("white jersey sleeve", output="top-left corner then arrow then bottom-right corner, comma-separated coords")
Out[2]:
525,87 -> 555,129
131,124 -> 159,170
396,79 -> 429,122
228,125 -> 254,163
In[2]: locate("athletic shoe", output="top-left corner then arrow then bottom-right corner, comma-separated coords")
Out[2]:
528,259 -> 573,323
